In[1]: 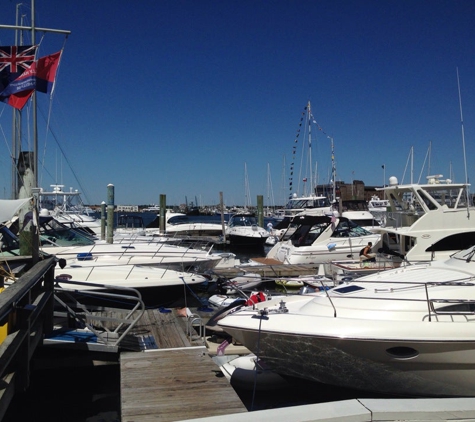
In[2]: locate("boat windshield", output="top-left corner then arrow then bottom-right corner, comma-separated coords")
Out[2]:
229,215 -> 257,227
167,215 -> 189,225
36,218 -> 96,247
332,219 -> 372,237
289,219 -> 372,246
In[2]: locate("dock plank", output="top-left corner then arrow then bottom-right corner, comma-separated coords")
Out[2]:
214,262 -> 319,278
121,347 -> 247,421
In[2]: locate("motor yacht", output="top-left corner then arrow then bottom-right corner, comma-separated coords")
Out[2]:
373,174 -> 475,262
224,212 -> 269,247
218,245 -> 475,397
266,210 -> 381,265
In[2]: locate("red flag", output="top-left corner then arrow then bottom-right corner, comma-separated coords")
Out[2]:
35,51 -> 62,93
3,50 -> 62,110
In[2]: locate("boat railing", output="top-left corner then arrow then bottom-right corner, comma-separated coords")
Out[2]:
312,277 -> 475,321
187,313 -> 204,341
76,240 -> 214,261
52,279 -> 145,349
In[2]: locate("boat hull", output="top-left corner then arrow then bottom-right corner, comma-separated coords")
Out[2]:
221,324 -> 475,397
227,233 -> 268,247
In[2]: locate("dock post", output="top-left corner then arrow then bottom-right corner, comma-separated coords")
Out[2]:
107,184 -> 115,243
257,194 -> 264,227
159,194 -> 166,234
100,201 -> 106,241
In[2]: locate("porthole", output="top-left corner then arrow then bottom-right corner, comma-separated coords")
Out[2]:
386,346 -> 419,359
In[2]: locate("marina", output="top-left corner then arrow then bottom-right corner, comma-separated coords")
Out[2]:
1,2 -> 475,421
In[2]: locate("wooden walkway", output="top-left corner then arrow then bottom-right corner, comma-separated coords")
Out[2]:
120,308 -> 247,421
214,260 -> 320,278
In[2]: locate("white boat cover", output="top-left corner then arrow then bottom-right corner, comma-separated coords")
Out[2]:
0,198 -> 31,224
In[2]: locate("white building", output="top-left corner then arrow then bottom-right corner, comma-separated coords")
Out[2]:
116,205 -> 139,212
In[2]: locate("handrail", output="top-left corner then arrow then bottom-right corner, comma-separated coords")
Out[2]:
52,279 -> 145,348
310,278 -> 475,320
0,256 -> 56,321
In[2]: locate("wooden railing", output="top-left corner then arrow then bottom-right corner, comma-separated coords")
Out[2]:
0,256 -> 56,420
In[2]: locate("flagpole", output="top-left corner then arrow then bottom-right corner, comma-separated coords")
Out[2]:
0,3 -> 71,198
31,0 -> 38,189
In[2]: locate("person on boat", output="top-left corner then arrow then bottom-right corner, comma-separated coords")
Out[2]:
267,221 -> 274,233
359,242 -> 376,262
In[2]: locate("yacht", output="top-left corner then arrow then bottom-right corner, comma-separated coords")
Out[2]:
367,194 -> 390,214
28,213 -> 223,272
276,193 -> 333,219
218,245 -> 475,397
266,210 -> 381,265
38,184 -> 101,235
373,174 -> 475,262
224,212 -> 269,247
145,210 -> 224,237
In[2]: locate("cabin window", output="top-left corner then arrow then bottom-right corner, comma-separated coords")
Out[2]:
416,190 -> 438,210
426,232 -> 475,253
290,223 -> 326,246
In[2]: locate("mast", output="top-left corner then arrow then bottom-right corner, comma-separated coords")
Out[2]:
456,67 -> 470,216
329,135 -> 336,202
244,162 -> 251,209
1,0 -> 71,198
11,4 -> 23,198
307,101 -> 313,196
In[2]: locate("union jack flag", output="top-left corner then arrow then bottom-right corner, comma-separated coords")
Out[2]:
0,45 -> 37,74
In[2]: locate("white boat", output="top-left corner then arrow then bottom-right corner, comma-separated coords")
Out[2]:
218,245 -> 475,397
266,210 -> 381,265
338,199 -> 381,232
30,213 -> 223,272
220,272 -> 263,294
367,194 -> 390,224
38,184 -> 101,236
145,210 -> 224,237
219,354 -> 288,391
55,262 -> 207,291
208,291 -> 268,309
277,193 -> 333,219
341,209 -> 380,232
276,101 -> 334,220
224,212 -> 269,247
373,174 -> 475,262
276,274 -> 335,290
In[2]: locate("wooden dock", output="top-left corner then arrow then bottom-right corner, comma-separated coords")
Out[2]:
214,260 -> 320,278
120,308 -> 247,421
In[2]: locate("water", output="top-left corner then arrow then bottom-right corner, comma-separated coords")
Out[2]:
4,355 -> 120,422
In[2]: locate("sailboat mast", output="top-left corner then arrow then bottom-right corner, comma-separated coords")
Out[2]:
11,5 -> 23,198
456,67 -> 470,214
0,0 -> 71,198
330,135 -> 336,202
307,101 -> 313,196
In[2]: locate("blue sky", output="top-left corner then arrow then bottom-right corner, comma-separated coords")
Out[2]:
1,0 -> 474,208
